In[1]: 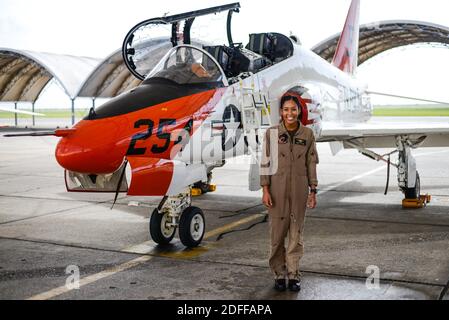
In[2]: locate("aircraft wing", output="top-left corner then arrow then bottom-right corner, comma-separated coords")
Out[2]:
319,119 -> 449,150
0,106 -> 45,116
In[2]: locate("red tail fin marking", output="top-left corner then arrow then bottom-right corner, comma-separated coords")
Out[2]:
332,0 -> 360,75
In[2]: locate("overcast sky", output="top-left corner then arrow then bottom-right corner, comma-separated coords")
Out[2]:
1,0 -> 448,106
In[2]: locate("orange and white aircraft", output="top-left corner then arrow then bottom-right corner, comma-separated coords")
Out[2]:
6,1 -> 449,247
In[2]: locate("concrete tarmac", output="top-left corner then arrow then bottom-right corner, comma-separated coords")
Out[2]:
0,129 -> 449,300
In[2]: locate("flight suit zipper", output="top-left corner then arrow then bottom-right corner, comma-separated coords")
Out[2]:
289,130 -> 294,218
288,126 -> 299,222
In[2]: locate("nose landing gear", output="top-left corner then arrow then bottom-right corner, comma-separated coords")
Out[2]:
149,187 -> 206,248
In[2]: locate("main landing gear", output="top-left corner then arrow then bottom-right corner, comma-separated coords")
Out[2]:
347,135 -> 431,209
149,187 -> 206,248
396,136 -> 431,209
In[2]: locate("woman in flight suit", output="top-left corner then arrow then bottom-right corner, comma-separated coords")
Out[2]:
260,92 -> 319,292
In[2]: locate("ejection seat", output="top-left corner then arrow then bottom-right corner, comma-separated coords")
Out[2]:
203,45 -> 251,79
246,33 -> 294,64
203,46 -> 232,76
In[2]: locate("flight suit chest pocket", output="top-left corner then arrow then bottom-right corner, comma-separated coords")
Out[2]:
293,139 -> 308,159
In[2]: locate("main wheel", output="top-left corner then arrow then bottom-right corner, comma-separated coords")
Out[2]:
179,206 -> 205,248
149,209 -> 176,245
405,172 -> 420,199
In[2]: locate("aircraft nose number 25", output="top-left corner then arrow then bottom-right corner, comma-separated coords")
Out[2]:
126,118 -> 193,156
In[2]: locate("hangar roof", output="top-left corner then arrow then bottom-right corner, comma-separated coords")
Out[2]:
0,48 -> 100,102
75,47 -> 141,99
2,21 -> 448,103
77,37 -> 208,98
312,20 -> 449,65
77,38 -> 174,98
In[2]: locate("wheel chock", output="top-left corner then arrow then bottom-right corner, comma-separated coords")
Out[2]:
191,188 -> 202,197
402,194 -> 431,209
208,184 -> 217,192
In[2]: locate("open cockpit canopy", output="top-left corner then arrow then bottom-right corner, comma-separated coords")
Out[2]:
122,3 -> 240,80
122,2 -> 294,83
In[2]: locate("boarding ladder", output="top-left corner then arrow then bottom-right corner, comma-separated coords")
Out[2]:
239,84 -> 272,191
239,84 -> 271,157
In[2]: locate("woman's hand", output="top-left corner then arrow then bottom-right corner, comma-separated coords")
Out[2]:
262,187 -> 273,208
307,193 -> 317,209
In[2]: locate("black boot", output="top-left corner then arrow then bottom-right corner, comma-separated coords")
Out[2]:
288,279 -> 301,292
274,279 -> 287,292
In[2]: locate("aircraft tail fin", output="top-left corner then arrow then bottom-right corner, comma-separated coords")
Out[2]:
332,0 -> 360,75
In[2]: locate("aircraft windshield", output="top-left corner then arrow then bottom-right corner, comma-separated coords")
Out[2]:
145,45 -> 226,86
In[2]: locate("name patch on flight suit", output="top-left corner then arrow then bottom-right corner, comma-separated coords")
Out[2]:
294,138 -> 307,146
278,133 -> 289,144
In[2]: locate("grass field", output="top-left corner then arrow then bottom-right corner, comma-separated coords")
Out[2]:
373,106 -> 449,117
2,106 -> 449,119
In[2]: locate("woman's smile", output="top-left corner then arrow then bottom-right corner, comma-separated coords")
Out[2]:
281,100 -> 300,127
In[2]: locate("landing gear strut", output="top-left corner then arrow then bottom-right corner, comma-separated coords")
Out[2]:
149,187 -> 206,248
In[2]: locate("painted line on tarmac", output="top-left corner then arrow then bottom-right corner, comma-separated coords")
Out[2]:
26,256 -> 153,300
320,149 -> 449,195
26,213 -> 265,300
122,213 -> 265,256
320,166 -> 385,195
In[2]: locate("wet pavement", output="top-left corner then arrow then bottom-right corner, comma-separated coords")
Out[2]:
0,129 -> 448,300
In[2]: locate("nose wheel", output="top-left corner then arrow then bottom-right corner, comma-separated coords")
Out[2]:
179,206 -> 205,248
149,189 -> 206,248
149,209 -> 176,245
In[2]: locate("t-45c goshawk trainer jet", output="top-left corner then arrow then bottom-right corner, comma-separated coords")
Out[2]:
6,1 -> 449,247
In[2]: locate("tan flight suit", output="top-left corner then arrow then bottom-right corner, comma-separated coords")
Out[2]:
260,121 -> 319,280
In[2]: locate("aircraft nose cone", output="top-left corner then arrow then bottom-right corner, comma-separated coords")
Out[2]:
55,119 -> 126,174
